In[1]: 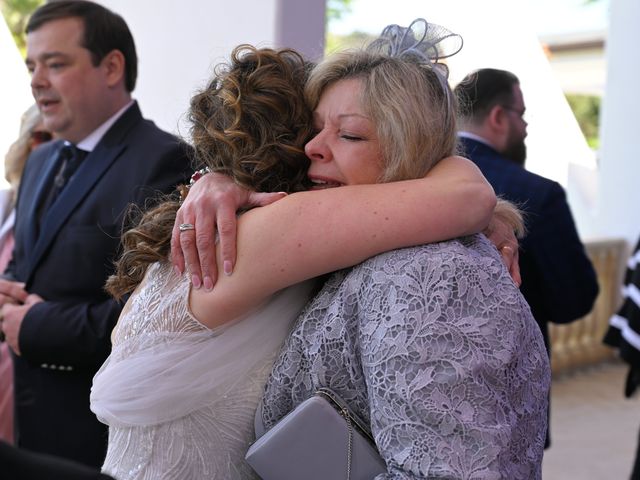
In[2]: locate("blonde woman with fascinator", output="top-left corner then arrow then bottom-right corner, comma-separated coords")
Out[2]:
173,19 -> 550,479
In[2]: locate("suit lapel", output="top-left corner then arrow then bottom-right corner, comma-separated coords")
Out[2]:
26,102 -> 142,280
22,143 -> 64,253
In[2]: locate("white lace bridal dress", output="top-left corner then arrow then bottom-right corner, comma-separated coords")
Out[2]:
90,262 -> 313,480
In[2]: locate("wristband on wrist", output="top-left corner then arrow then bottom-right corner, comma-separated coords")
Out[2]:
179,166 -> 212,203
190,166 -> 212,186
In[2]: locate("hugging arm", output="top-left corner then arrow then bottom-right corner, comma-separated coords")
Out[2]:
189,156 -> 496,327
173,155 -> 495,290
171,173 -> 287,290
483,198 -> 524,286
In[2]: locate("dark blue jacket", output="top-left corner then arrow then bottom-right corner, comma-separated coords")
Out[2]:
459,136 -> 599,353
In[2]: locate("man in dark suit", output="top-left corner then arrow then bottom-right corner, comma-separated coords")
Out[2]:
0,1 -> 191,467
454,68 -> 599,445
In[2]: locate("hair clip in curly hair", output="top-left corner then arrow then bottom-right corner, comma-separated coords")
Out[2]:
366,18 -> 463,79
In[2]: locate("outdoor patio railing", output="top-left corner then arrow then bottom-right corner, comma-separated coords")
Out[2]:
549,238 -> 629,376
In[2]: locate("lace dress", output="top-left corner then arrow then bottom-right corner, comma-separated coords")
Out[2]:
261,234 -> 551,480
91,262 -> 314,480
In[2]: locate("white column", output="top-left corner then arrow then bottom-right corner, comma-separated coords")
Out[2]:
275,0 -> 326,62
99,0 -> 325,137
580,0 -> 640,245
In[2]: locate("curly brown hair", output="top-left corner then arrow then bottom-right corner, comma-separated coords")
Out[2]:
106,45 -> 313,299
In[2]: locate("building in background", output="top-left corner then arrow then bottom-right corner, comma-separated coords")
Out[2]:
542,29 -> 606,149
542,29 -> 606,97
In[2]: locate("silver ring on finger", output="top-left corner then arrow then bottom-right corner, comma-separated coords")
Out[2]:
179,223 -> 195,232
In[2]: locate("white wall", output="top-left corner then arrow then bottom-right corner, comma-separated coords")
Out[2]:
0,17 -> 36,189
99,0 -> 325,138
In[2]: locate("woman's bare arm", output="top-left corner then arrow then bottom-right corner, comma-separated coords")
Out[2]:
171,175 -> 286,290
190,156 -> 496,327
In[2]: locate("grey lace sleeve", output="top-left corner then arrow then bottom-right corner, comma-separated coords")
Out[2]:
356,236 -> 550,479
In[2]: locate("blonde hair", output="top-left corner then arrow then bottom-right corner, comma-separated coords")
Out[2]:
4,104 -> 45,191
489,198 -> 526,239
305,50 -> 457,182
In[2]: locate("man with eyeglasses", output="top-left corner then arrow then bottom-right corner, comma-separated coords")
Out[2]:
454,68 -> 598,448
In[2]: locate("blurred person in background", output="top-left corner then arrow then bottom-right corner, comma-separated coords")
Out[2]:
0,104 -> 52,444
454,68 -> 599,447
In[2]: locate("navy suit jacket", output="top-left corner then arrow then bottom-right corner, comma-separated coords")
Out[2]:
459,136 -> 599,352
7,102 -> 192,467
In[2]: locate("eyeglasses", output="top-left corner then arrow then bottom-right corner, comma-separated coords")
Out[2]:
31,130 -> 53,145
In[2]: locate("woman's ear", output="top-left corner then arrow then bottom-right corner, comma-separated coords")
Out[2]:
101,49 -> 126,89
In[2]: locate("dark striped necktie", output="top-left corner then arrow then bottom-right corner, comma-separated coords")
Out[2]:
40,143 -> 88,218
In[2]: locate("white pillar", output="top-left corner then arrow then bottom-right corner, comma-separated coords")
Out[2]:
99,0 -> 325,137
579,0 -> 640,245
275,0 -> 326,62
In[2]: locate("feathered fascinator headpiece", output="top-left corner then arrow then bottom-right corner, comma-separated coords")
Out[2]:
366,18 -> 463,80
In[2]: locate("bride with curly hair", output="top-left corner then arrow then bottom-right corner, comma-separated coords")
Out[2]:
91,25 -> 536,477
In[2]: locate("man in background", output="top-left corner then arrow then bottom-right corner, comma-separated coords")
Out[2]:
454,68 -> 599,446
0,1 -> 191,467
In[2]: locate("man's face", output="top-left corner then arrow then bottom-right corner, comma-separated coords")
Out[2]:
501,84 -> 528,167
26,17 -> 112,144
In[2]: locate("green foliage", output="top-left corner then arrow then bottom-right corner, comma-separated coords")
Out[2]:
325,30 -> 374,55
326,0 -> 353,22
565,94 -> 601,149
0,0 -> 44,55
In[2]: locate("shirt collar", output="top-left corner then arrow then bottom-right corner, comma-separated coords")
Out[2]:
457,131 -> 498,150
76,100 -> 135,152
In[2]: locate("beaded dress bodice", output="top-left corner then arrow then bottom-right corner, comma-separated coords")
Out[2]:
92,262 -> 312,480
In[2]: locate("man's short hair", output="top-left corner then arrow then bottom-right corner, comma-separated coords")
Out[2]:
26,0 -> 138,92
454,68 -> 520,124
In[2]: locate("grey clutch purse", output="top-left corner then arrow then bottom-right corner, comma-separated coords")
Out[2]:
245,388 -> 386,480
